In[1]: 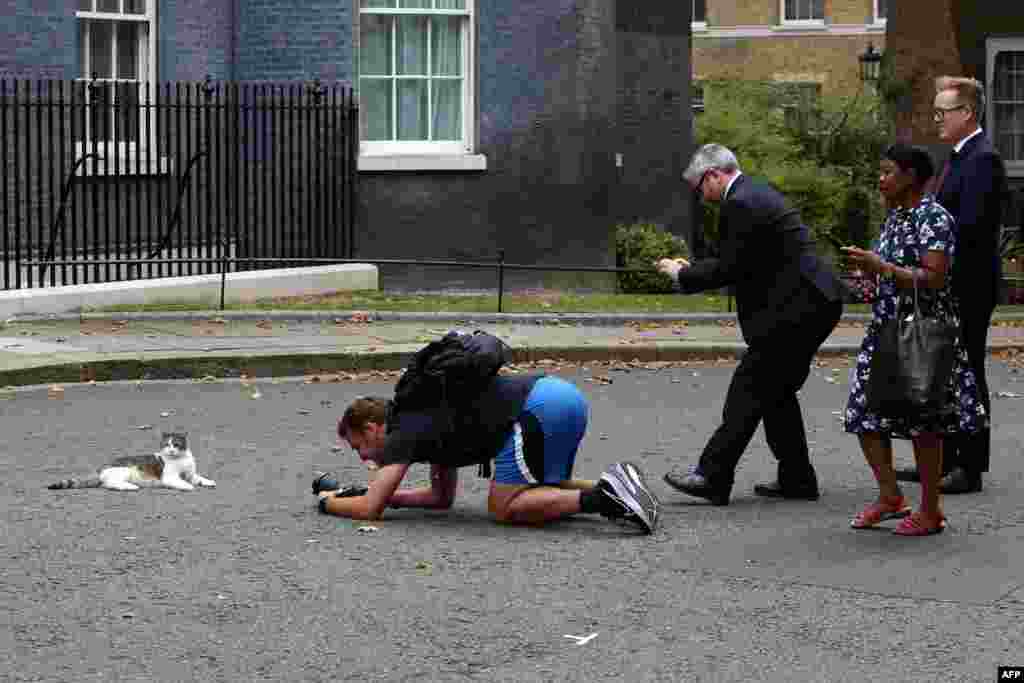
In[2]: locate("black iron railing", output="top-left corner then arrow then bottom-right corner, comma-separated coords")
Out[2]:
1,77 -> 357,290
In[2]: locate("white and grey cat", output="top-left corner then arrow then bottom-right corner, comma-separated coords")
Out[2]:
47,432 -> 216,492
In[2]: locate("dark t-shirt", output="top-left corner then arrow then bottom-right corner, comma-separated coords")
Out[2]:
374,374 -> 540,469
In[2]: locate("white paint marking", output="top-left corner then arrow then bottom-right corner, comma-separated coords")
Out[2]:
563,633 -> 598,646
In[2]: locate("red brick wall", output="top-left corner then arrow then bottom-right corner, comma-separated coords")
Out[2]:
694,0 -> 885,97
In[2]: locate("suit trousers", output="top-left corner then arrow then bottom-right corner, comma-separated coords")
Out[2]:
697,293 -> 842,490
944,298 -> 996,475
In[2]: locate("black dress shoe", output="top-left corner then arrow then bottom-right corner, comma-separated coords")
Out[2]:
894,467 -> 920,483
940,467 -> 983,494
753,480 -> 820,501
663,470 -> 729,506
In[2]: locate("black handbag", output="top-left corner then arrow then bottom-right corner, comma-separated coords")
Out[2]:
865,269 -> 957,420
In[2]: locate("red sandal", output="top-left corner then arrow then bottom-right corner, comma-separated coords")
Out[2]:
850,497 -> 912,529
892,512 -> 947,536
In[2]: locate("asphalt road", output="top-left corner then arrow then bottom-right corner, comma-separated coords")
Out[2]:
3,359 -> 1024,682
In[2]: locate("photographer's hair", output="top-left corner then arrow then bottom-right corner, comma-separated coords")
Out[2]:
935,75 -> 985,118
883,143 -> 935,190
683,143 -> 741,185
338,396 -> 391,439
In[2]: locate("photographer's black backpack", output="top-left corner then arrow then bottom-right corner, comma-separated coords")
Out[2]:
389,330 -> 511,476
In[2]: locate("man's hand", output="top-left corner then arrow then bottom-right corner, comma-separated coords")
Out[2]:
654,257 -> 690,281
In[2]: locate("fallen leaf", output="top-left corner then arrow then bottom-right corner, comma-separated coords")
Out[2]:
47,385 -> 64,399
357,525 -> 379,534
136,424 -> 153,430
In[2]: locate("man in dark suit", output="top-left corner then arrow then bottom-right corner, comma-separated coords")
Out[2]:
896,76 -> 1009,494
657,143 -> 844,505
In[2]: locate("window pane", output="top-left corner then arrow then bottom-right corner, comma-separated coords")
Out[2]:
396,16 -> 428,76
436,0 -> 466,8
360,79 -> 393,141
79,0 -> 93,11
360,0 -> 396,7
431,17 -> 461,77
432,80 -> 461,140
397,80 -> 428,140
785,0 -> 795,20
89,20 -> 114,78
117,22 -> 139,79
995,104 -> 1022,161
115,81 -> 139,142
125,0 -> 146,15
876,0 -> 887,19
79,21 -> 88,76
693,0 -> 706,22
812,0 -> 824,19
89,83 -> 110,142
360,15 -> 393,76
97,0 -> 119,12
399,0 -> 430,7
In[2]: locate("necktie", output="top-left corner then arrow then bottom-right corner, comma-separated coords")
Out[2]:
934,150 -> 957,194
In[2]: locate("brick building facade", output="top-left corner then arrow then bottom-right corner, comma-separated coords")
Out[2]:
692,0 -> 886,101
0,1 -> 694,291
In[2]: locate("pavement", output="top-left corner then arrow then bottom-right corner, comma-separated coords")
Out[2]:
3,309 -> 1024,387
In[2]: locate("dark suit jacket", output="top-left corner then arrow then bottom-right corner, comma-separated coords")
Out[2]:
677,174 -> 843,345
936,132 -> 1009,305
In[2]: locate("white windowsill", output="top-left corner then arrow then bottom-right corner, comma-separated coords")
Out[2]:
692,21 -> 708,33
74,154 -> 174,178
774,21 -> 827,32
358,154 -> 488,172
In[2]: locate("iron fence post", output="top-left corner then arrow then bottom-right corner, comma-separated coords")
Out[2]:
497,249 -> 506,313
220,237 -> 228,311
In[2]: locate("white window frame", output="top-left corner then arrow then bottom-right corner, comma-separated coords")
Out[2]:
75,1 -> 165,176
692,0 -> 707,31
357,1 -> 486,171
779,0 -> 825,27
987,37 -> 1024,178
872,0 -> 887,26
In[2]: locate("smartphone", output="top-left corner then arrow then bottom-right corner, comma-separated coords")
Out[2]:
824,234 -> 846,251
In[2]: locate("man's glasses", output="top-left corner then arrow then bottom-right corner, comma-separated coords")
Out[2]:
693,170 -> 710,197
933,104 -> 968,121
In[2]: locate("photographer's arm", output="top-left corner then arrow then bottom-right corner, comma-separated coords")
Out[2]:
320,462 -> 408,520
388,464 -> 458,510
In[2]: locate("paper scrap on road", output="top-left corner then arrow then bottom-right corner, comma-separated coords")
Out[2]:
563,633 -> 598,646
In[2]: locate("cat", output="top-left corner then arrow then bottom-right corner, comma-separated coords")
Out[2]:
47,432 -> 216,492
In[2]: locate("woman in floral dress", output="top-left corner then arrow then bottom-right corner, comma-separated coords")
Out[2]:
842,144 -> 986,536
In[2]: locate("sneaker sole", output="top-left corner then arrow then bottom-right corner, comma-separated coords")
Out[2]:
601,462 -> 659,533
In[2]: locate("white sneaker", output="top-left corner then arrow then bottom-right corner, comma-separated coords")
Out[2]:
598,462 -> 660,534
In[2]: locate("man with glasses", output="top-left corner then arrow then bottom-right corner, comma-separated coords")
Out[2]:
895,76 -> 1009,494
655,143 -> 843,505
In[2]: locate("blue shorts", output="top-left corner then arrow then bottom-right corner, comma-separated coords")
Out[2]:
492,376 -> 589,485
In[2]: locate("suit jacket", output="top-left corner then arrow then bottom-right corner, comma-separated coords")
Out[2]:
936,133 -> 1009,305
677,174 -> 843,345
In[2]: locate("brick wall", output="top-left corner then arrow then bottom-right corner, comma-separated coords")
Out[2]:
0,1 -> 76,80
694,0 -> 885,97
0,0 -> 694,292
695,34 -> 880,96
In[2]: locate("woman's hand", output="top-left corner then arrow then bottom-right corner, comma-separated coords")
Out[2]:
841,246 -> 886,276
655,257 -> 690,281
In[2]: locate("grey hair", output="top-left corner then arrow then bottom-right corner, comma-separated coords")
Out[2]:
935,75 -> 985,118
683,143 -> 741,185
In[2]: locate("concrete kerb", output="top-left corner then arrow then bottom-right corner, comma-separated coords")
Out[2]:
1,310 -> 1023,388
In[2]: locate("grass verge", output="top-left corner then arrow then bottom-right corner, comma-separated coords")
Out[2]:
90,289 -> 880,315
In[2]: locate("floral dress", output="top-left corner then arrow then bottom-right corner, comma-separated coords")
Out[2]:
843,194 -> 987,438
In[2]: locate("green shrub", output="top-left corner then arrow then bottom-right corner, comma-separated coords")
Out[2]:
616,222 -> 689,293
694,79 -> 891,257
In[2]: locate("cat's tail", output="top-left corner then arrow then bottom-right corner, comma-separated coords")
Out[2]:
47,476 -> 102,490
